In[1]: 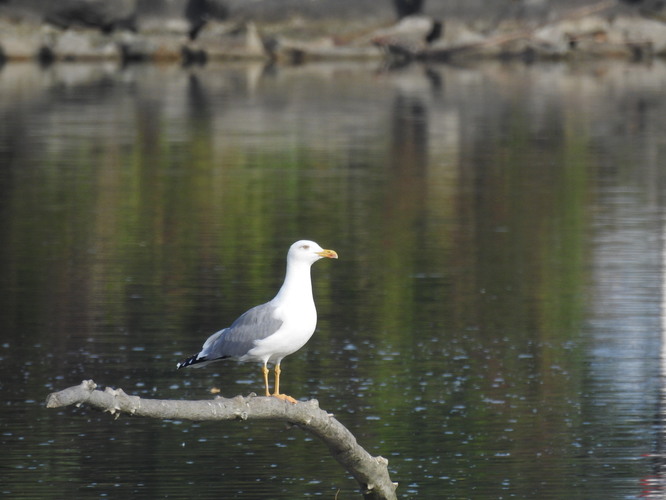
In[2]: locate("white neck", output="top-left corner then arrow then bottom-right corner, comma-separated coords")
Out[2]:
273,258 -> 314,304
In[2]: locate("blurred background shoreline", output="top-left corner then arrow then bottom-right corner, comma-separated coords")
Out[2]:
1,0 -> 666,64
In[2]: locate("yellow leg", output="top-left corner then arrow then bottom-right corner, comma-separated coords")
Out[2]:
274,364 -> 281,395
272,364 -> 297,404
262,364 -> 270,397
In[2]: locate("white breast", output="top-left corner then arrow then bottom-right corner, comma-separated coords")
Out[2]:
246,300 -> 317,363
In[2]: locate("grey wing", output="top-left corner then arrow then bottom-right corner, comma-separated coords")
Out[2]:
202,302 -> 283,359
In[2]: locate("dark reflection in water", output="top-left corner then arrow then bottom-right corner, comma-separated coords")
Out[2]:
1,60 -> 666,498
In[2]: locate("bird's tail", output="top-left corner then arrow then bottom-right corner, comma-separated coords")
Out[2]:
176,354 -> 206,369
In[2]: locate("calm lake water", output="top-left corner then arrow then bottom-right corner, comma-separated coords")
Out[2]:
1,58 -> 666,499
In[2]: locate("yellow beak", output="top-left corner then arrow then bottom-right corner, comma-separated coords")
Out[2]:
317,249 -> 338,259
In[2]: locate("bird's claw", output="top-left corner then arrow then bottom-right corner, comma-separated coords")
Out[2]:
272,393 -> 298,404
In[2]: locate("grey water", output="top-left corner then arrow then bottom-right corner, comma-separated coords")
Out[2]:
1,59 -> 666,499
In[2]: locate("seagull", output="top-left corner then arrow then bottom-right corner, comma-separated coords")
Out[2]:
177,240 -> 338,403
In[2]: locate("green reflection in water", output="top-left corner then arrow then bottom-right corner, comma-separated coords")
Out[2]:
0,61 -> 663,498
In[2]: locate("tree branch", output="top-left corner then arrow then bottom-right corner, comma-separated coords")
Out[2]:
46,380 -> 398,500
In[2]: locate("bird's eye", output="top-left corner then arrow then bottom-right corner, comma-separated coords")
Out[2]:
301,244 -> 310,250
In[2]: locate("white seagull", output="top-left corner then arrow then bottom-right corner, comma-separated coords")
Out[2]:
177,240 -> 338,403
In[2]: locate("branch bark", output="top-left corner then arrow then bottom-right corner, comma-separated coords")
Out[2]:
46,380 -> 398,500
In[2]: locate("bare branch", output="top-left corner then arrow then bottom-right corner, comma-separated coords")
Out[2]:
46,380 -> 398,500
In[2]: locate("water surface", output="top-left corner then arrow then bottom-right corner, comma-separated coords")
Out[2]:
1,60 -> 666,498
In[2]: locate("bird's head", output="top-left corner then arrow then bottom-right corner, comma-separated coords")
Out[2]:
288,240 -> 338,264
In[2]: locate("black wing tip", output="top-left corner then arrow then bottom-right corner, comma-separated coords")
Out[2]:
176,354 -> 204,370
